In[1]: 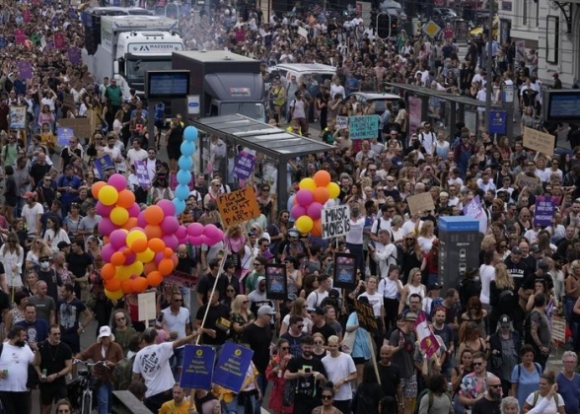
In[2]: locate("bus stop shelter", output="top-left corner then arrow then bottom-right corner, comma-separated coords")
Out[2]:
190,114 -> 335,212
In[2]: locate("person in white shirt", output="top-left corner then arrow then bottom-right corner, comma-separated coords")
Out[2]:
358,276 -> 384,321
132,328 -> 199,413
102,134 -> 123,172
0,233 -> 24,290
306,274 -> 331,309
126,138 -> 148,169
22,191 -> 44,238
321,335 -> 358,413
369,230 -> 397,278
418,122 -> 437,154
0,326 -> 36,413
477,171 -> 497,193
479,250 -> 497,309
161,292 -> 191,381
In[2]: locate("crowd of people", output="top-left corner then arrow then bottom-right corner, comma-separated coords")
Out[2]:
0,1 -> 578,414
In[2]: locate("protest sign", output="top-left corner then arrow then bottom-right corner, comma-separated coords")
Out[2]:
321,205 -> 351,239
180,345 -> 216,390
552,315 -> 566,343
17,61 -> 32,80
353,299 -> 378,333
298,27 -> 308,38
523,127 -> 555,156
22,9 -> 30,23
58,117 -> 95,140
9,106 -> 26,129
233,152 -> 256,180
406,193 -> 435,216
336,116 -> 348,130
57,127 -> 74,146
54,32 -> 66,50
414,312 -> 440,359
213,342 -> 254,393
15,29 -> 26,44
333,253 -> 357,289
67,47 -> 81,64
134,160 -> 151,189
348,115 -> 379,140
265,264 -> 287,300
216,187 -> 261,228
534,196 -> 559,227
137,291 -> 156,322
95,155 -> 115,179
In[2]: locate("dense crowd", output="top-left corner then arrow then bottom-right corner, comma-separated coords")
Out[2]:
0,1 -> 578,414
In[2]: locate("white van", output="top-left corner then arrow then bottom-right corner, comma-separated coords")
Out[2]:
268,63 -> 337,97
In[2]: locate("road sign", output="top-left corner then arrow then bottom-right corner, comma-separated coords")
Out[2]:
423,20 -> 441,38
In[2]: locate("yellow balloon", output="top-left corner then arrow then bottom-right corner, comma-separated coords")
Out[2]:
137,248 -> 155,263
126,230 -> 147,248
98,185 -> 119,206
104,289 -> 123,300
295,215 -> 314,233
131,261 -> 144,276
110,207 -> 129,226
116,265 -> 133,280
299,178 -> 316,192
327,182 -> 340,199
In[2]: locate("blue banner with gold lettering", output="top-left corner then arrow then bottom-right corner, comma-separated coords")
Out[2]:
179,345 -> 215,390
212,342 -> 254,393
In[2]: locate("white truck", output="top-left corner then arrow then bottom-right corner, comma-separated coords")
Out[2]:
82,13 -> 185,100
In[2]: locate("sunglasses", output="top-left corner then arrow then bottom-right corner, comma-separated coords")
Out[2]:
116,317 -> 125,322
321,395 -> 333,400
473,362 -> 484,366
227,289 -> 235,292
281,346 -> 289,350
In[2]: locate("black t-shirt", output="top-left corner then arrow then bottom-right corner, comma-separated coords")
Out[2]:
286,356 -> 327,413
38,341 -> 73,386
57,298 -> 86,334
377,363 -> 401,398
196,274 -> 228,305
30,163 -> 51,187
243,323 -> 273,374
0,287 -> 9,315
504,257 -> 531,292
280,332 -> 306,358
311,322 -> 337,343
38,269 -> 63,306
522,272 -> 554,291
175,256 -> 197,274
195,303 -> 230,345
66,252 -> 93,278
472,396 -> 501,414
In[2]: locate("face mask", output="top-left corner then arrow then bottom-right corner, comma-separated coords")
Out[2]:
40,261 -> 50,269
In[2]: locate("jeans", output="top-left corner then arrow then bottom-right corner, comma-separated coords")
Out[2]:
97,381 -> 113,414
170,347 -> 185,381
237,392 -> 257,414
222,399 -> 238,414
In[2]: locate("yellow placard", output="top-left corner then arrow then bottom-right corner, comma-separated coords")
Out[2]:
216,187 -> 261,228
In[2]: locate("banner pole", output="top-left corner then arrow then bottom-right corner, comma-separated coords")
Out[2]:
367,331 -> 381,385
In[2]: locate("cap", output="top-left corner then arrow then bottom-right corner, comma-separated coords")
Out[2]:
329,289 -> 340,299
511,246 -> 522,254
499,315 -> 511,325
313,307 -> 325,316
288,229 -> 300,238
22,191 -> 36,199
538,260 -> 549,270
97,325 -> 115,342
57,241 -> 70,249
428,283 -> 441,291
257,305 -> 276,317
404,312 -> 418,322
287,293 -> 297,302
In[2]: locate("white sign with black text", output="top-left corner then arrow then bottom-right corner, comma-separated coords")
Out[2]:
321,205 -> 351,239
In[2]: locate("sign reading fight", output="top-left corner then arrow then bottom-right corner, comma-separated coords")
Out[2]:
180,345 -> 216,390
321,205 -> 350,239
213,342 -> 254,393
348,115 -> 379,140
217,187 -> 261,228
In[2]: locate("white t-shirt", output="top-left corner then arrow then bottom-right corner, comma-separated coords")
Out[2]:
161,307 -> 191,349
358,292 -> 383,317
44,228 -> 71,252
306,289 -> 328,310
479,264 -> 496,305
22,202 -> 44,236
127,148 -> 148,165
133,342 -> 175,397
345,217 -> 365,245
524,392 -> 564,414
0,343 -> 35,392
321,352 -> 356,401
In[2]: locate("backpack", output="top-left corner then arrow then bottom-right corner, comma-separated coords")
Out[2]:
497,289 -> 515,313
413,389 -> 434,414
530,390 -> 559,407
516,362 -> 542,380
112,356 -> 134,391
419,132 -> 435,149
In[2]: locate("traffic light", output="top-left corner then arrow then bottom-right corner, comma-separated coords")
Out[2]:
390,16 -> 398,37
376,13 -> 391,39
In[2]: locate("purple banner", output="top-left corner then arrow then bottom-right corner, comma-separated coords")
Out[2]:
135,160 -> 151,189
534,196 -> 559,227
67,47 -> 81,64
17,61 -> 32,80
233,151 -> 256,180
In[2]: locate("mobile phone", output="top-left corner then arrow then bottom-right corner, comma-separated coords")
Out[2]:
305,367 -> 311,373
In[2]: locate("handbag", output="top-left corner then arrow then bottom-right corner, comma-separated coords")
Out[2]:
283,379 -> 296,407
342,330 -> 356,354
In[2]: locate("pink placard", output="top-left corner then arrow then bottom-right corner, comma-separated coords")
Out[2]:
15,29 -> 26,45
54,32 -> 65,50
22,10 -> 30,23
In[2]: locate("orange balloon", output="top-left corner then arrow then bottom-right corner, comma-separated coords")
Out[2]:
158,258 -> 174,276
131,277 -> 149,293
105,278 -> 122,291
122,217 -> 139,231
311,219 -> 322,237
111,252 -> 126,266
146,271 -> 163,287
92,182 -> 107,199
121,279 -> 134,294
101,263 -> 116,281
123,248 -> 132,256
313,187 -> 330,204
144,225 -> 163,239
116,190 -> 136,209
143,205 -> 164,225
103,236 -> 110,245
148,238 -> 166,253
163,247 -> 174,259
131,238 -> 148,253
313,170 -> 331,187
144,261 -> 157,275
172,254 -> 178,266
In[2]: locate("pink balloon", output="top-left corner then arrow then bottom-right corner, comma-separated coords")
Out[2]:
296,189 -> 314,207
176,226 -> 187,242
201,235 -> 211,246
98,218 -> 117,237
101,244 -> 115,263
161,216 -> 180,235
187,222 -> 204,237
162,235 -> 179,251
124,252 -> 137,266
109,229 -> 128,250
189,235 -> 204,246
154,252 -> 165,264
203,224 -> 219,239
291,205 -> 307,220
137,211 -> 147,228
96,202 -> 113,217
157,199 -> 176,217
108,174 -> 127,192
307,202 -> 323,221
128,203 -> 140,218
208,230 -> 224,246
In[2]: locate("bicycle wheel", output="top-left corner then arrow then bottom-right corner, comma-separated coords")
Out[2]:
82,391 -> 92,414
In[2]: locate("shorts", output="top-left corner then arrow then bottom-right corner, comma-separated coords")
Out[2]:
167,144 -> 181,160
401,374 -> 418,398
352,357 -> 369,365
40,383 -> 67,406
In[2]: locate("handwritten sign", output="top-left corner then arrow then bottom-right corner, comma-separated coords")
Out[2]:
233,152 -> 256,180
353,299 -> 378,333
17,61 -> 32,80
349,115 -> 379,140
57,127 -> 74,146
54,32 -> 66,50
523,127 -> 555,156
216,187 -> 261,228
14,29 -> 26,44
212,342 -> 254,393
180,345 -> 216,390
406,192 -> 435,216
321,205 -> 351,239
58,117 -> 95,140
336,116 -> 348,130
134,160 -> 151,189
298,27 -> 308,38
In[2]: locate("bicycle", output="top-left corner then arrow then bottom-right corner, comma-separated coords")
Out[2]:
67,359 -> 109,414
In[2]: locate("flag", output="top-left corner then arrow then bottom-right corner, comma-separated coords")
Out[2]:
414,312 -> 440,359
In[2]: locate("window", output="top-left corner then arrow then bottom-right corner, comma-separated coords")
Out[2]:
546,16 -> 560,64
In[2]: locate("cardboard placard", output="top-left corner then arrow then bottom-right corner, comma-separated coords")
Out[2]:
406,192 -> 435,216
63,93 -> 76,111
349,115 -> 379,140
333,253 -> 357,289
137,291 -> 156,322
523,127 -> 555,156
353,299 -> 378,333
321,205 -> 351,239
216,187 -> 261,228
57,117 -> 95,140
265,264 -> 287,300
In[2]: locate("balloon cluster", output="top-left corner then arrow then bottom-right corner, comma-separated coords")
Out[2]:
172,126 -> 198,215
291,171 -> 340,236
176,222 -> 223,247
